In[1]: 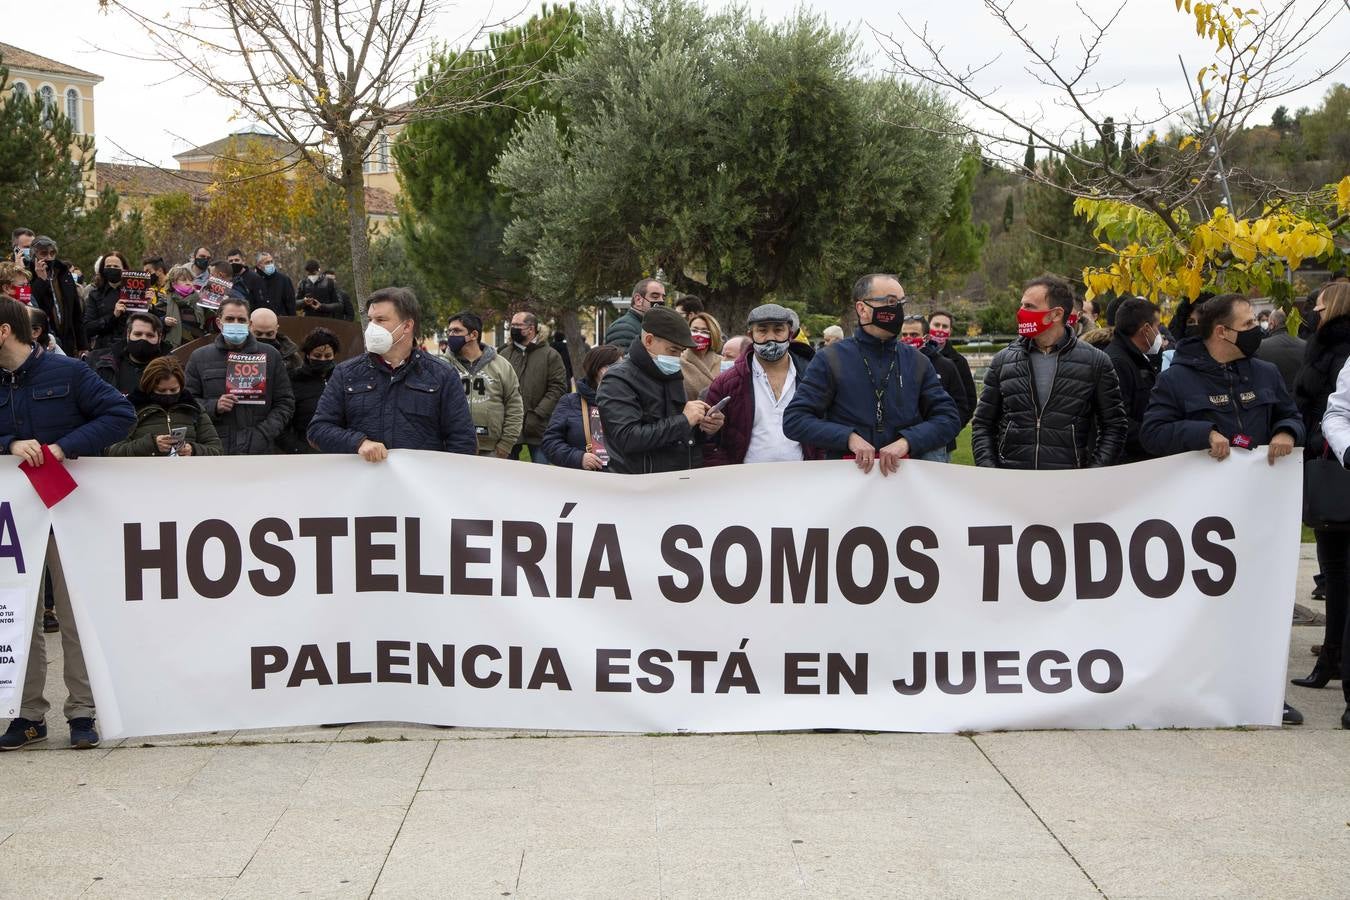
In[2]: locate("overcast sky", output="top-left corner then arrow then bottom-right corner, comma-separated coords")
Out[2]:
17,0 -> 1348,169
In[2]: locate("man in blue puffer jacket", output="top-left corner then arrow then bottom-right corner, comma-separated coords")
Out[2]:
0,298 -> 135,752
308,287 -> 477,459
783,274 -> 960,474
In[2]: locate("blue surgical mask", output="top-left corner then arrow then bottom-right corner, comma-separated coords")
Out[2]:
221,322 -> 249,344
720,359 -> 735,372
654,354 -> 683,375
262,264 -> 276,276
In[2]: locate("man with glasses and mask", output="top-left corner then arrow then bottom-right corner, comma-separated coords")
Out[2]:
1106,297 -> 1164,463
783,274 -> 960,475
972,274 -> 1126,470
899,314 -> 968,461
1141,292 -> 1304,726
604,278 -> 666,352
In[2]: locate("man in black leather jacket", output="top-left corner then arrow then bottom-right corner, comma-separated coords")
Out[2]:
597,306 -> 724,473
972,274 -> 1127,469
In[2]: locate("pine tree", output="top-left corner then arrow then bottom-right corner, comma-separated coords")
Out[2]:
1024,131 -> 1035,171
1002,194 -> 1015,233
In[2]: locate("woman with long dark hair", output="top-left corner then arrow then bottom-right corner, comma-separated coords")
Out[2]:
1291,281 -> 1350,728
83,250 -> 131,351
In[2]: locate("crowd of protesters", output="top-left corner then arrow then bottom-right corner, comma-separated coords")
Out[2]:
4,224 -> 1350,750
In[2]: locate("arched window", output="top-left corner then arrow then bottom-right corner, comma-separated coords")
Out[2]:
10,81 -> 29,101
65,88 -> 81,132
37,85 -> 56,126
377,133 -> 390,172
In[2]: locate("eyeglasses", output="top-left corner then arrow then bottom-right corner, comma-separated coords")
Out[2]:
903,315 -> 925,322
862,295 -> 904,306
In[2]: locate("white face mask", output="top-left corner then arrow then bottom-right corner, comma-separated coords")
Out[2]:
1148,329 -> 1164,355
308,274 -> 320,283
364,321 -> 401,356
720,359 -> 735,372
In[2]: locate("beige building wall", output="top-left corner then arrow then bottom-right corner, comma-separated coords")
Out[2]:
6,68 -> 101,195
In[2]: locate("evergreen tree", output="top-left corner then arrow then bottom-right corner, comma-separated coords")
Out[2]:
919,150 -> 988,299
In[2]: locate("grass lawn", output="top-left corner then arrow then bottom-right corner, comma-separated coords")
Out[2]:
948,424 -> 1314,543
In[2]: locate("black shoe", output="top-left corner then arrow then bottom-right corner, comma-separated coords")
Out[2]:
68,718 -> 100,749
42,611 -> 59,633
1291,657 -> 1341,689
1342,707 -> 1350,730
1,718 -> 47,750
1312,584 -> 1326,601
1283,703 -> 1304,726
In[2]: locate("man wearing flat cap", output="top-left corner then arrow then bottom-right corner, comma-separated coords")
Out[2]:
597,305 -> 725,473
703,303 -> 811,465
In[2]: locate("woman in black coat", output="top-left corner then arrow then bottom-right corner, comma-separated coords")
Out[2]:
83,251 -> 132,351
278,327 -> 341,453
541,345 -> 622,470
1291,283 -> 1350,701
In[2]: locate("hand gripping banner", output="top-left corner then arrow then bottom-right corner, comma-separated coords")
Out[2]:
48,451 -> 1300,738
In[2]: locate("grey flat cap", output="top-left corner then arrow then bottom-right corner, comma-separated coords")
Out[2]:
747,303 -> 795,326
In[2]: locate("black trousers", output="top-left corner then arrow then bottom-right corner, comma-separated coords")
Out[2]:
1313,528 -> 1350,703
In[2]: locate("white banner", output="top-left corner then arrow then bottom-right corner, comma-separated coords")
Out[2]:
46,451 -> 1300,738
0,469 -> 55,719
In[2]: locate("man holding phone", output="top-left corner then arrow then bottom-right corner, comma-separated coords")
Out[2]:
703,304 -> 811,465
596,306 -> 724,473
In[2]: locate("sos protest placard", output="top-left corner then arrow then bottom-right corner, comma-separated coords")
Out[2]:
119,271 -> 152,311
47,451 -> 1300,739
225,353 -> 267,404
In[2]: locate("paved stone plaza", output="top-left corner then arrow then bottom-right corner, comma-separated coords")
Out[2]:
1,546 -> 1345,898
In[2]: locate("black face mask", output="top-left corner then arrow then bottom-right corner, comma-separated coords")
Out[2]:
1305,309 -> 1321,331
127,339 -> 162,361
230,262 -> 246,275
1232,326 -> 1263,359
148,272 -> 159,286
510,327 -> 528,345
194,257 -> 210,270
307,359 -> 335,377
867,304 -> 903,335
153,391 -> 183,407
258,336 -> 279,348
103,267 -> 123,284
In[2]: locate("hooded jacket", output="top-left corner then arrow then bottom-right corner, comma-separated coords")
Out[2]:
184,333 -> 296,455
782,328 -> 961,458
0,345 -> 134,457
30,257 -> 88,355
972,330 -> 1127,469
1293,315 -> 1350,458
106,389 -> 223,456
444,344 -> 525,455
307,349 -> 478,455
1141,337 -> 1304,456
1105,329 -> 1161,463
83,281 -> 128,351
596,338 -> 704,473
499,339 -> 568,445
703,349 -> 811,466
540,379 -> 606,470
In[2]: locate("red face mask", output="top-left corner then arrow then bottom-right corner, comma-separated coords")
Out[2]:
11,284 -> 31,305
1017,307 -> 1058,337
927,326 -> 950,346
691,333 -> 711,352
900,335 -> 925,348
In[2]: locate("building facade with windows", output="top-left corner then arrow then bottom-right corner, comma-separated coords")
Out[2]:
1,42 -> 103,195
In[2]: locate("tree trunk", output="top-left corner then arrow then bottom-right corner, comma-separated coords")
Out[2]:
341,158 -> 371,316
559,308 -> 588,379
